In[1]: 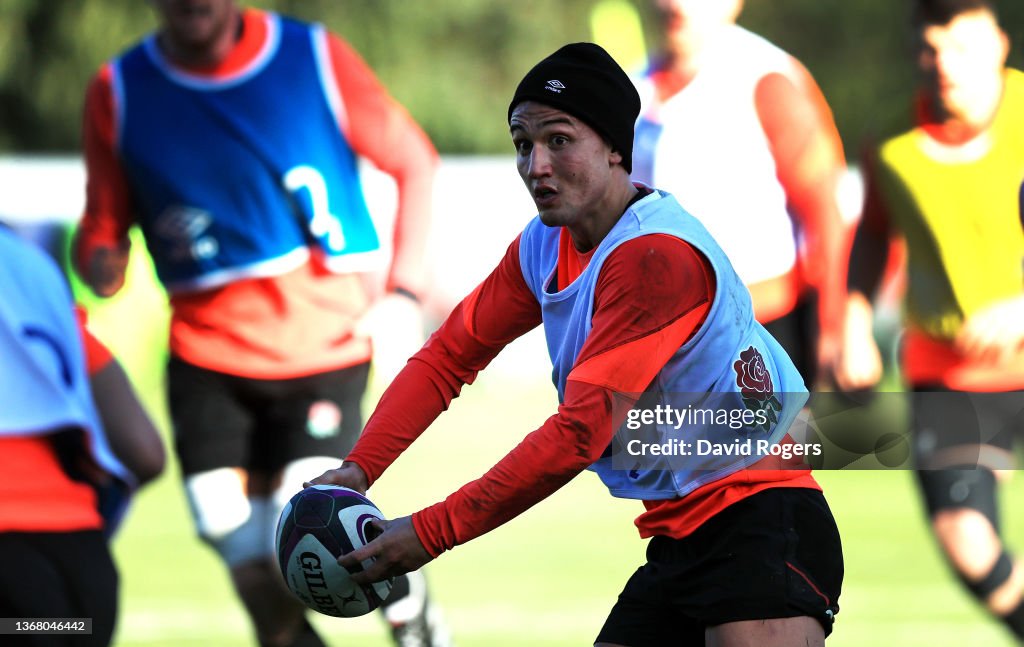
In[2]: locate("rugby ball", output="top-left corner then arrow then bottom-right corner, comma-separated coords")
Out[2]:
275,485 -> 393,617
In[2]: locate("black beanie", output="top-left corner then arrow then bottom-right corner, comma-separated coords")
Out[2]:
508,42 -> 640,173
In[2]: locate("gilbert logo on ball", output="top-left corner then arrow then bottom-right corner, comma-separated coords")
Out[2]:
275,485 -> 393,617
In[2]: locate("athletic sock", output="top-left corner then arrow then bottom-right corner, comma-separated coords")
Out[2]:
381,572 -> 422,624
1001,598 -> 1024,639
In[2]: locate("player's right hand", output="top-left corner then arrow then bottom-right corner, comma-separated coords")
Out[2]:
339,515 -> 433,585
832,293 -> 883,392
86,242 -> 130,297
304,460 -> 369,494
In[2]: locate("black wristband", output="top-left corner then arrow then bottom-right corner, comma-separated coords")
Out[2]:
391,286 -> 421,303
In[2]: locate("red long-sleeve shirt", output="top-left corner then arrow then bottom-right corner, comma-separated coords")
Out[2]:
347,229 -> 818,557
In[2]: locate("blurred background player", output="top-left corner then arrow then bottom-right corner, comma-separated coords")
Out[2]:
72,1 -> 450,645
631,0 -> 848,388
312,42 -> 842,647
0,224 -> 165,646
833,0 -> 1024,640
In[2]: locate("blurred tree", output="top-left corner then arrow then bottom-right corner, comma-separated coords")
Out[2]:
275,0 -> 596,154
1,0 -> 1022,158
0,0 -> 152,151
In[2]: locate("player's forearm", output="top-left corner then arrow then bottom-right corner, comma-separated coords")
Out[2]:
846,144 -> 898,306
813,202 -> 849,355
386,152 -> 439,296
411,466 -> 578,558
788,177 -> 847,339
846,222 -> 890,301
410,388 -> 616,557
756,70 -> 848,337
78,68 -> 135,297
89,359 -> 165,486
346,351 -> 469,486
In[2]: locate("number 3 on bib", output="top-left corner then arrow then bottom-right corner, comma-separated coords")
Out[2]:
284,165 -> 346,252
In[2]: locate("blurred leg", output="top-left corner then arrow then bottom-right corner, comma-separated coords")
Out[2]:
0,531 -> 117,647
919,467 -> 1024,637
932,507 -> 1024,615
382,569 -> 453,647
231,557 -> 320,647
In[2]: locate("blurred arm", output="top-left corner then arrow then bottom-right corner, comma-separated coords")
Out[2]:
89,359 -> 166,486
74,64 -> 135,298
326,33 -> 439,299
833,146 -> 893,391
755,65 -> 847,376
411,235 -> 714,557
79,313 -> 165,485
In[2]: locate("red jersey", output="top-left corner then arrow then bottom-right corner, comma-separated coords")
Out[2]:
75,9 -> 438,379
346,225 -> 818,558
0,312 -> 114,533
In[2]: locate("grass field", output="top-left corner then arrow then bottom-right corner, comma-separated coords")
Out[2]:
78,247 -> 1024,647
102,373 -> 1024,647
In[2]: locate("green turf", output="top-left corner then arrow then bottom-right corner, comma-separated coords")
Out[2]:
74,241 -> 1024,646
102,376 -> 1024,647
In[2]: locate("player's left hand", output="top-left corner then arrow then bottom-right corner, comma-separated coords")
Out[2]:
303,461 -> 369,494
84,240 -> 131,297
954,295 -> 1024,365
339,515 -> 432,585
833,293 -> 884,391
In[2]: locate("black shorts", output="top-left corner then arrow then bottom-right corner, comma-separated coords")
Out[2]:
910,387 -> 1024,471
168,356 -> 369,476
762,294 -> 818,387
596,488 -> 843,646
0,530 -> 118,647
911,387 -> 1024,525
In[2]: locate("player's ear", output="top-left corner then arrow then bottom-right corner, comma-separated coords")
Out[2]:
608,147 -> 623,168
997,27 -> 1010,67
